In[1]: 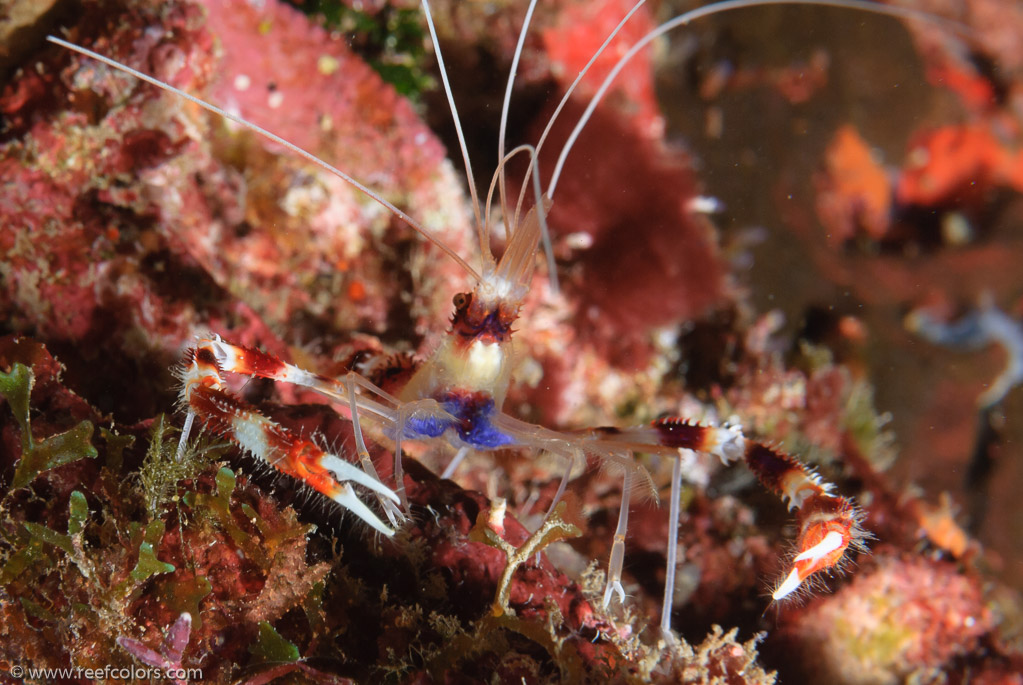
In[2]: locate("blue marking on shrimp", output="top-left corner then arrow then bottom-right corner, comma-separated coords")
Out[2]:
403,413 -> 450,439
400,391 -> 517,449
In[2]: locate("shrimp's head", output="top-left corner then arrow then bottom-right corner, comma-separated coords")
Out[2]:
449,282 -> 523,348
408,283 -> 519,406
408,191 -> 548,403
428,266 -> 528,405
448,191 -> 549,347
452,185 -> 552,348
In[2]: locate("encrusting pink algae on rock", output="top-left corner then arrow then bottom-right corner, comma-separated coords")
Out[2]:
2,0 -> 1023,682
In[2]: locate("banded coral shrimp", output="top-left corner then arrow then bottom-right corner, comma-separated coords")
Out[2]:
4,0 -> 1014,681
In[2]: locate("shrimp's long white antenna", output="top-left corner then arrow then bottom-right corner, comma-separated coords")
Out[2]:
531,149 -> 557,294
46,34 -> 482,282
486,144 -> 538,236
513,0 -> 647,229
420,0 -> 487,269
481,141 -> 557,293
497,0 -> 541,240
506,0 -> 647,295
501,0 -> 647,296
546,0 -> 971,199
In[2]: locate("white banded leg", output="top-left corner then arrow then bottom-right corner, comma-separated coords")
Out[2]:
603,469 -> 633,608
346,374 -> 405,527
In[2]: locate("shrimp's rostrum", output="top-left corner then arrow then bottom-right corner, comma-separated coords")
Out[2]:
46,0 -> 939,637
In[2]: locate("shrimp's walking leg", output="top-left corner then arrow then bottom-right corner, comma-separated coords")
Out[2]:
174,410 -> 196,462
179,340 -> 400,536
542,449 -> 580,521
602,469 -> 633,608
660,448 -> 687,639
390,396 -> 460,494
346,374 -> 406,526
441,446 -> 471,479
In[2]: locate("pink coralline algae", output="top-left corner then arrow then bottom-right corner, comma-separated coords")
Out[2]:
0,0 -> 470,419
777,556 -> 1018,685
194,0 -> 475,338
541,0 -> 662,136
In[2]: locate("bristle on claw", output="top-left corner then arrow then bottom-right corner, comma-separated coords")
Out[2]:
178,339 -> 400,537
773,495 -> 866,601
641,417 -> 867,604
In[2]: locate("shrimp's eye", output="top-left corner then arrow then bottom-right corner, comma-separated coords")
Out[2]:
452,292 -> 471,309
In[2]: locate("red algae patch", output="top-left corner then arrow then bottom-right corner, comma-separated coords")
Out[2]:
528,0 -> 728,368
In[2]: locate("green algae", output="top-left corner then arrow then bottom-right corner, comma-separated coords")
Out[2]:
1,362 -> 98,490
288,0 -> 432,97
249,621 -> 301,664
137,414 -> 218,521
130,541 -> 176,583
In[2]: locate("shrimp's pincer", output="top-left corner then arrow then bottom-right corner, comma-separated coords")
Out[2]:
177,337 -> 401,536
